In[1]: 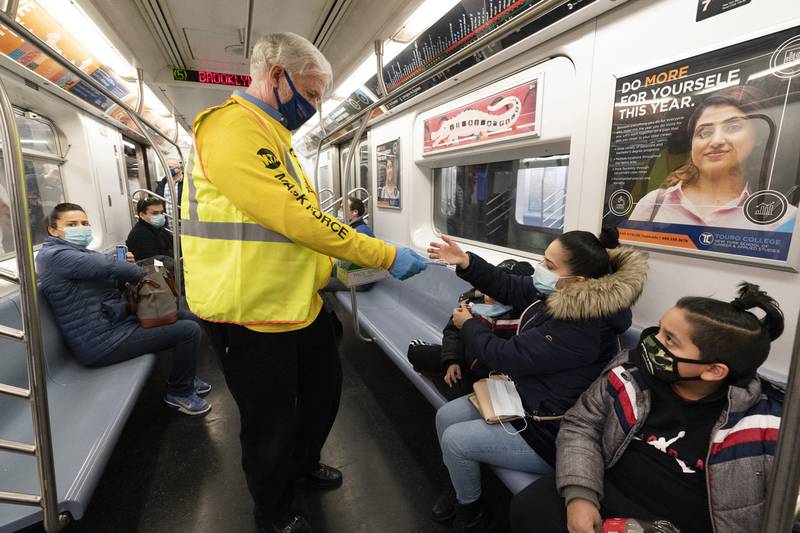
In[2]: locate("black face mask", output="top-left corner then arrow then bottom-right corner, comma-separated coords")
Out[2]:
638,327 -> 712,383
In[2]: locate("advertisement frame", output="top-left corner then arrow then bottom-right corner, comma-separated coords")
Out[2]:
602,23 -> 800,272
376,138 -> 402,210
421,73 -> 543,157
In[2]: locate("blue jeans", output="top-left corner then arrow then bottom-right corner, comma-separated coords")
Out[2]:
436,395 -> 553,504
90,309 -> 200,395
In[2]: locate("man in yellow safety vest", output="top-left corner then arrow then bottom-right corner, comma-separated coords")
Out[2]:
180,32 -> 427,533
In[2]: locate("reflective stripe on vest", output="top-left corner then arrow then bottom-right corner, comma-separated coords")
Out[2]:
182,146 -> 290,244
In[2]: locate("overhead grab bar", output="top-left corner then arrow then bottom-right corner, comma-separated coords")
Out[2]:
0,75 -> 69,531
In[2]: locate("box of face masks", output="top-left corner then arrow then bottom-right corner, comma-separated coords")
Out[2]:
334,259 -> 389,287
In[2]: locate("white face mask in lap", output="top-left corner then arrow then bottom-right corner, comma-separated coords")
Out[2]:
488,377 -> 528,435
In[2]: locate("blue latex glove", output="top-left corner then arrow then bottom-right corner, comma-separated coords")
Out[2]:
389,248 -> 428,280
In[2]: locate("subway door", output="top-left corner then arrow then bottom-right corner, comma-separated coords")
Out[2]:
82,115 -> 132,245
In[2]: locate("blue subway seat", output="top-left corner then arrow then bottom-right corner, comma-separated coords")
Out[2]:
333,264 -> 643,495
0,289 -> 155,532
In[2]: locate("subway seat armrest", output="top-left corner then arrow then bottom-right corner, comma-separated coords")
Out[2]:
0,288 -> 155,532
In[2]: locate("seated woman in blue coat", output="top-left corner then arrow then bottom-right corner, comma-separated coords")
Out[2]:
36,203 -> 211,416
426,229 -> 648,532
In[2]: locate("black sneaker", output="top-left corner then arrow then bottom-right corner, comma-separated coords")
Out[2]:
432,483 -> 456,522
263,512 -> 313,533
299,463 -> 343,489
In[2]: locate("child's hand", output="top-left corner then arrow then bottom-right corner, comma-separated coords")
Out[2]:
444,364 -> 462,387
452,306 -> 472,328
428,235 -> 470,269
566,498 -> 601,533
126,252 -> 135,263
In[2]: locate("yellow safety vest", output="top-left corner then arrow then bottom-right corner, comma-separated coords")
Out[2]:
180,92 -> 396,332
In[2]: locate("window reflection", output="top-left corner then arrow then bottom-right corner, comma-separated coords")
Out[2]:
433,156 -> 568,254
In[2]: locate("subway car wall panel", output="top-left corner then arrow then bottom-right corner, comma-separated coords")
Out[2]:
1,0 -> 800,532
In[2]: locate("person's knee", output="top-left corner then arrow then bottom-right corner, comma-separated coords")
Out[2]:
178,319 -> 201,341
440,425 -> 467,460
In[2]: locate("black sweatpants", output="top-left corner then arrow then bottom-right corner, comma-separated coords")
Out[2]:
202,312 -> 342,526
510,473 -> 665,533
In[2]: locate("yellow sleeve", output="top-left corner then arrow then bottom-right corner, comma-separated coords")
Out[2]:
198,111 -> 397,270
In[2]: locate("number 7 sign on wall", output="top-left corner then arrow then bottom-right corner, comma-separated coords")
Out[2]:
696,0 -> 752,21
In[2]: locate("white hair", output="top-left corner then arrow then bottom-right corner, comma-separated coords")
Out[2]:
250,32 -> 332,91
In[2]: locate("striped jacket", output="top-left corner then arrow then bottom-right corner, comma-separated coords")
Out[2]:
556,352 -> 782,533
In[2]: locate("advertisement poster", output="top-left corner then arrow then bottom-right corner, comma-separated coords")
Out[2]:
376,139 -> 401,209
602,26 -> 800,265
3,1 -> 135,112
364,0 -> 596,109
422,78 -> 540,155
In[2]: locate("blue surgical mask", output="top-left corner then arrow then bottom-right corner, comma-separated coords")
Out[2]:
470,303 -> 513,318
274,72 -> 317,131
62,226 -> 93,247
532,264 -> 560,295
148,214 -> 166,228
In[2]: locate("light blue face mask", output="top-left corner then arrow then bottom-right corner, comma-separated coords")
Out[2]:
470,303 -> 513,318
148,214 -> 166,228
62,226 -> 93,247
532,264 -> 561,295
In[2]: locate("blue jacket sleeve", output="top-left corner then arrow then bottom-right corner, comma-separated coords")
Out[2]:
48,247 -> 144,284
459,317 -> 603,377
456,252 -> 540,310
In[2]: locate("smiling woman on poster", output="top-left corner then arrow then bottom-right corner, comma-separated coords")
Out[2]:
629,85 -> 797,231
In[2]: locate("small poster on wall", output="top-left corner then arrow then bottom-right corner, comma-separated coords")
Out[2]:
422,77 -> 541,155
377,139 -> 401,209
602,25 -> 800,267
696,0 -> 752,22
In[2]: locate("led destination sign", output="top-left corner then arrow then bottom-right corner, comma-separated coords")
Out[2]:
172,68 -> 251,87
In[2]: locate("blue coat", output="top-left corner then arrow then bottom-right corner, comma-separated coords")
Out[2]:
36,237 -> 145,365
350,217 -> 375,237
456,249 -> 648,463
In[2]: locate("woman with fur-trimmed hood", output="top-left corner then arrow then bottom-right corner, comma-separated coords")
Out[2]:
426,228 -> 648,532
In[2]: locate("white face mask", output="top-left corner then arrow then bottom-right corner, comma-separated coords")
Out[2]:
488,378 -> 526,419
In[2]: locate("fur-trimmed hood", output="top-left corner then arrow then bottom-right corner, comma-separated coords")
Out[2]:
546,247 -> 648,321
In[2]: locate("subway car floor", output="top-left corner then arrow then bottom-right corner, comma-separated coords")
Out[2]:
22,309 -> 512,533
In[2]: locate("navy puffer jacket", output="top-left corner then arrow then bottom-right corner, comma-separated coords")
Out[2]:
457,249 -> 648,464
36,237 -> 145,365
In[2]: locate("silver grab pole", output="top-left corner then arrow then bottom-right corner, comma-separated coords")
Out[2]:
128,115 -> 183,305
374,40 -> 388,98
762,311 -> 800,532
0,77 -> 68,531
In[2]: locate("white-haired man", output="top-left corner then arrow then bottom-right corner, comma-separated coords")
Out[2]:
180,32 -> 426,533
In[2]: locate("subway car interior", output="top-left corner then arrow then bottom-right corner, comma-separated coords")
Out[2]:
0,0 -> 799,532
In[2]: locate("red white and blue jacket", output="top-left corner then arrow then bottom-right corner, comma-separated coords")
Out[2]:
556,352 -> 782,533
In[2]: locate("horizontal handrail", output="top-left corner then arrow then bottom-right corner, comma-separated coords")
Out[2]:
0,323 -> 24,340
0,382 -> 30,398
130,189 -> 181,214
313,0 -> 567,147
0,265 -> 18,282
0,437 -> 35,455
0,491 -> 41,506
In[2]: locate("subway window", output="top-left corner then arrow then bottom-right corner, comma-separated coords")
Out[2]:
433,155 -> 568,254
0,110 -> 66,256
